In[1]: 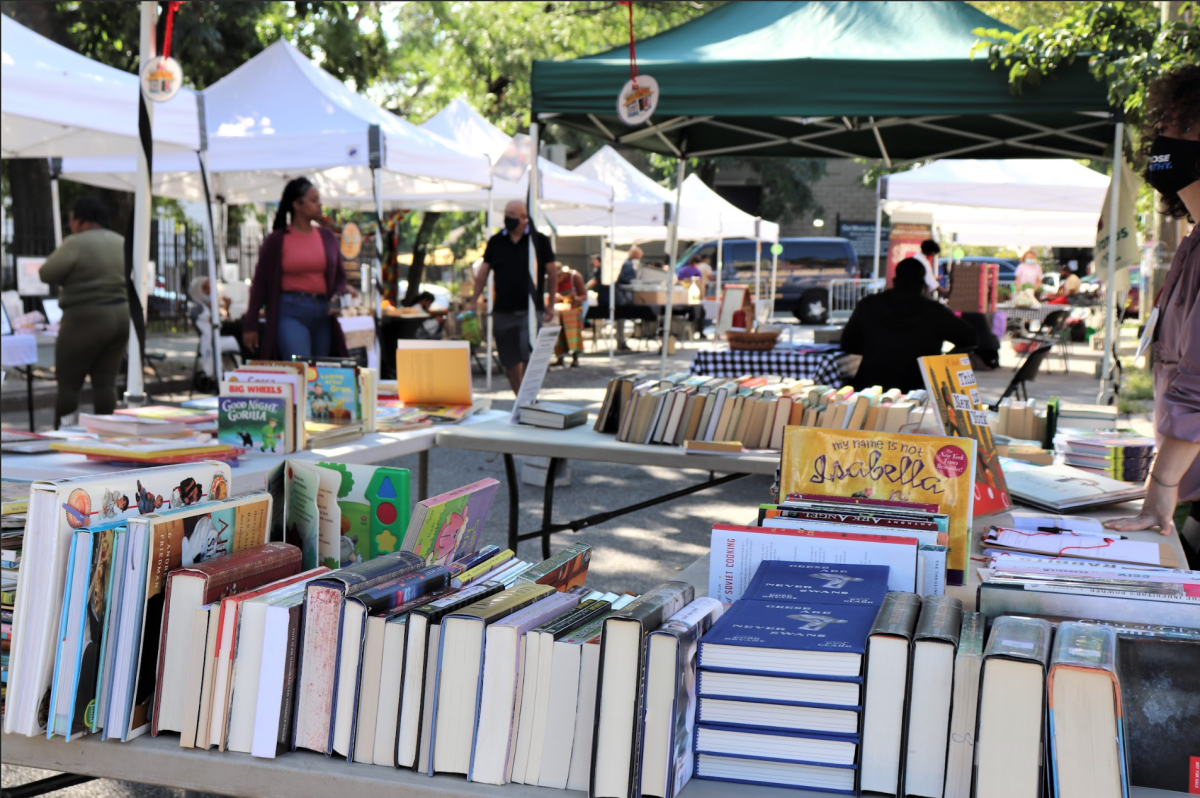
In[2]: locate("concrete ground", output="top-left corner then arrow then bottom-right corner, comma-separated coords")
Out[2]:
2,325 -> 1150,798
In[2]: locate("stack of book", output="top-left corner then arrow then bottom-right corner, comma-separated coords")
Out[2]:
690,561 -> 888,793
994,397 -> 1050,443
0,479 -> 19,715
1054,401 -> 1117,430
48,436 -> 246,465
1055,431 -> 1156,482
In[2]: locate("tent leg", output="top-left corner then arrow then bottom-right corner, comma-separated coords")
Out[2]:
49,169 -> 63,248
770,248 -> 778,321
197,150 -> 223,383
609,207 -> 616,363
1098,119 -> 1124,405
660,158 -> 686,378
753,222 -> 762,324
126,0 -> 157,407
527,121 -> 540,345
872,181 -> 883,280
715,233 -> 723,340
486,188 -> 494,391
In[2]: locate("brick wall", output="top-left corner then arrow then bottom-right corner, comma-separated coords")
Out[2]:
782,160 -> 877,238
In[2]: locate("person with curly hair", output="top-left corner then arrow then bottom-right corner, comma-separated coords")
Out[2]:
1106,64 -> 1200,567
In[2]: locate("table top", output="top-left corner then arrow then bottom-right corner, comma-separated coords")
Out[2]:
1,411 -> 507,494
436,417 -> 780,476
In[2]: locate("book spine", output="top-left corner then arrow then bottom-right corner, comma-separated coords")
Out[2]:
868,591 -> 921,638
913,595 -> 963,646
277,603 -> 302,749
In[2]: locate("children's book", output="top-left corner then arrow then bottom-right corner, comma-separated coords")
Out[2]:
218,380 -> 294,454
919,354 -> 1010,516
305,364 -> 361,424
401,478 -> 499,565
780,426 -> 976,586
283,461 -> 342,570
226,367 -> 307,449
395,341 -> 472,407
314,462 -> 411,563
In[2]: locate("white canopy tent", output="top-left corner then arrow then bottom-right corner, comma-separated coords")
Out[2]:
59,40 -> 491,204
1,14 -> 200,158
880,159 -> 1109,247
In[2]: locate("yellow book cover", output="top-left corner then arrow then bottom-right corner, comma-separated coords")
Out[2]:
395,341 -> 472,406
451,582 -> 554,622
780,426 -> 976,585
918,353 -> 1011,516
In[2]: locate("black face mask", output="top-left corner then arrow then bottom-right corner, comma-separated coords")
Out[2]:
503,215 -> 523,234
1146,135 -> 1200,196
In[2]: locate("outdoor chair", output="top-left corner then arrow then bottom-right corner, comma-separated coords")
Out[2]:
990,343 -> 1054,409
1010,308 -> 1072,373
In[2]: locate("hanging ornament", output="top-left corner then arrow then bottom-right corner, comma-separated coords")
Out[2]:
141,1 -> 184,102
615,2 -> 659,125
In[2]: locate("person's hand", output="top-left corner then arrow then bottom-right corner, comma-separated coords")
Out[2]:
543,308 -> 556,324
1103,479 -> 1177,535
243,329 -> 259,353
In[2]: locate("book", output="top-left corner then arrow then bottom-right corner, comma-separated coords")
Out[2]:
708,523 -> 920,601
110,488 -> 267,742
395,340 -> 472,406
693,723 -> 858,767
981,526 -> 1178,568
430,582 -> 555,775
79,413 -> 192,438
518,401 -> 588,429
92,525 -> 130,735
1047,623 -> 1127,798
637,597 -> 723,798
153,536 -> 297,737
396,581 -> 505,770
919,353 -> 1011,515
1116,632 -> 1200,792
741,560 -> 889,607
902,595 -> 963,798
1001,462 -> 1145,512
592,582 -> 695,798
180,603 -> 219,749
305,362 -> 362,424
858,591 -> 920,797
225,366 -> 308,449
943,611 -> 984,798
314,462 -> 411,563
513,542 -> 592,592
780,426 -> 977,585
114,406 -> 217,424
218,380 -> 294,454
696,669 -> 860,708
975,573 -> 1198,627
283,460 -> 343,571
47,523 -> 120,740
695,696 -> 858,737
698,599 -> 875,679
468,590 -> 583,784
222,568 -> 330,754
692,752 -> 855,793
291,551 -> 425,754
401,478 -> 500,566
974,615 -> 1052,798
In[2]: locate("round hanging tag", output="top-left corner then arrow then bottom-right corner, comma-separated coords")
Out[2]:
616,75 -> 659,126
770,243 -> 784,256
141,55 -> 183,102
340,222 -> 363,260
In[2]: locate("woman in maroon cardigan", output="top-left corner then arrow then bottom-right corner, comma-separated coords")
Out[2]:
242,177 -> 351,360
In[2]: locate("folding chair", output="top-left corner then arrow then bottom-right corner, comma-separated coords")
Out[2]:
990,343 -> 1054,409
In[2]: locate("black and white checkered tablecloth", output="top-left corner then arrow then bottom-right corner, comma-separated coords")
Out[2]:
688,348 -> 845,387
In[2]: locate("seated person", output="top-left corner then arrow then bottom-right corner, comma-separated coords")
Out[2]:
401,291 -> 445,338
840,258 -> 978,392
1056,264 -> 1082,297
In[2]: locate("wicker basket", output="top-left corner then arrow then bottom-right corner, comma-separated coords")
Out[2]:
726,330 -> 780,351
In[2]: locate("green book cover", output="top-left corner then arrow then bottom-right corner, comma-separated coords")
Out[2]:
315,463 -> 410,563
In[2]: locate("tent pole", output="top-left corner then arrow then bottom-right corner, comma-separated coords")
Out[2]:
528,121 -> 540,345
715,230 -> 723,338
872,179 -> 883,280
609,205 -> 616,363
660,158 -> 685,378
770,243 -> 779,320
1098,119 -> 1124,405
49,160 -> 63,247
126,0 -> 156,407
754,219 -> 762,322
197,150 -> 223,383
486,186 -> 493,391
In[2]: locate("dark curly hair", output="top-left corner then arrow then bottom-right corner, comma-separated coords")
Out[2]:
1141,64 -> 1200,221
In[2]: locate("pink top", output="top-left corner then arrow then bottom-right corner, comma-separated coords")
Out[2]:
280,226 -> 328,295
1014,262 -> 1043,291
1152,225 -> 1200,502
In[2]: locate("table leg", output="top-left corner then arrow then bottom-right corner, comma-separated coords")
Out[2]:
541,457 -> 560,560
3,773 -> 95,798
417,449 -> 429,501
504,453 -> 520,553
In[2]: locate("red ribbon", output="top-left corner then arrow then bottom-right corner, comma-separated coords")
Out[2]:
617,1 -> 638,83
162,1 -> 183,60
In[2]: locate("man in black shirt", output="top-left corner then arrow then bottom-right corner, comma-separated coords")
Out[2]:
469,200 -> 558,391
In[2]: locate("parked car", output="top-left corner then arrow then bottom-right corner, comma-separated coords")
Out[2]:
1080,271 -> 1140,318
953,256 -> 1020,285
676,237 -> 859,323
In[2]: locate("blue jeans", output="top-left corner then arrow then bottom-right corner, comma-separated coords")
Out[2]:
277,292 -> 332,359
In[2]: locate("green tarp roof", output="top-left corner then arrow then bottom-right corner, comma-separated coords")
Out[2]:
532,1 -> 1114,162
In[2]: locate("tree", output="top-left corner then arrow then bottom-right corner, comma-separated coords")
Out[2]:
973,2 -> 1200,136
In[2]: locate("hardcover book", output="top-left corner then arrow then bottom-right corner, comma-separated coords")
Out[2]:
305,363 -> 361,423
919,354 -> 1010,515
742,561 -> 889,607
401,478 -> 500,566
857,590 -> 921,796
944,611 -> 985,798
218,381 -> 294,454
513,542 -> 592,592
780,426 -> 976,585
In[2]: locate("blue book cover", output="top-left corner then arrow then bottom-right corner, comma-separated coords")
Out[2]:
692,751 -> 856,795
693,723 -> 859,768
698,601 -> 876,679
742,561 -> 889,607
47,531 -> 85,739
